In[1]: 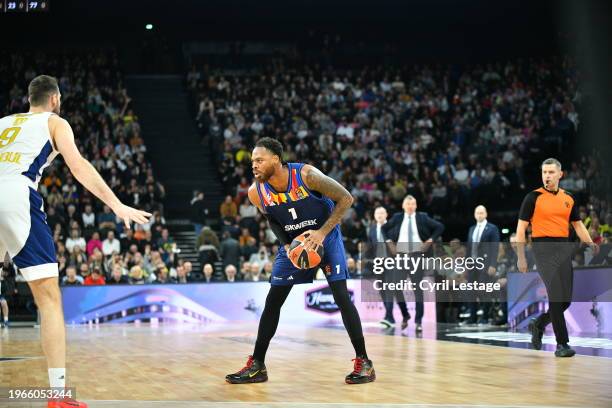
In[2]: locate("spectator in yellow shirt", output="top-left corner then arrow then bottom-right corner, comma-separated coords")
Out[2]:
220,195 -> 238,219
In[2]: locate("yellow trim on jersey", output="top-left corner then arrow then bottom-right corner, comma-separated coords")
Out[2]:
12,117 -> 29,126
0,152 -> 22,164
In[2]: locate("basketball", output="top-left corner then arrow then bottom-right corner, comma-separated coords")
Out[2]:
288,233 -> 324,269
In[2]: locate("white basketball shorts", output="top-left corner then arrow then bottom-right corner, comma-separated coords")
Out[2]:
0,176 -> 58,281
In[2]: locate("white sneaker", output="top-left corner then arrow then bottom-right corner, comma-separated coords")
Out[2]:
379,319 -> 395,328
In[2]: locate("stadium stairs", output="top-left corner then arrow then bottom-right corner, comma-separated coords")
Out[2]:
125,75 -> 224,273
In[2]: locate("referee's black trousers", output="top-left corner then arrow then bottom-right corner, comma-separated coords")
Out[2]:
381,268 -> 409,322
532,240 -> 574,345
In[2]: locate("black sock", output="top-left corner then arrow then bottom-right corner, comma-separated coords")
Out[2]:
329,280 -> 368,360
253,340 -> 268,363
351,336 -> 368,359
252,285 -> 293,363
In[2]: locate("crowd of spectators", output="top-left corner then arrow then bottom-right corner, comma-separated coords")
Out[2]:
0,50 -> 176,286
1,50 -> 609,289
188,54 -> 610,276
192,56 -> 582,216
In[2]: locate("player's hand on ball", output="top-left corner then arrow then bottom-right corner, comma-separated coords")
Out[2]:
288,232 -> 324,269
113,204 -> 152,229
301,229 -> 325,252
517,258 -> 528,273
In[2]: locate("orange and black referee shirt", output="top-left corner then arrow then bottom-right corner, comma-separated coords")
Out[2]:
519,187 -> 580,239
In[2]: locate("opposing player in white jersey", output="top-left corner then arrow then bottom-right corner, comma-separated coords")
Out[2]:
0,75 -> 151,408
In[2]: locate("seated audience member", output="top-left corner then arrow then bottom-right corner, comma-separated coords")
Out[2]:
84,267 -> 106,286
103,230 -> 121,257
107,265 -> 129,284
61,265 -> 83,286
129,266 -> 146,284
224,264 -> 239,282
202,263 -> 217,283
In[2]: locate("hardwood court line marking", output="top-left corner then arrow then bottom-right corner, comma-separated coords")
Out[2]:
318,323 -> 612,358
84,402 -> 579,408
443,331 -> 612,359
445,331 -> 612,348
357,324 -> 612,361
0,356 -> 44,362
435,337 -> 612,360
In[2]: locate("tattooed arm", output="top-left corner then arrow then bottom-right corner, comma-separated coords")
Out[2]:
299,164 -> 354,251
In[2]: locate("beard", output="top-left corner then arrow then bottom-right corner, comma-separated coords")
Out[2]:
52,101 -> 61,115
255,167 -> 274,182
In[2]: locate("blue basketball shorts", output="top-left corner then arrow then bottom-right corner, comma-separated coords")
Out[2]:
270,233 -> 349,286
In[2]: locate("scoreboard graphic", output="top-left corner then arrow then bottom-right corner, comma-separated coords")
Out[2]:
1,1 -> 49,12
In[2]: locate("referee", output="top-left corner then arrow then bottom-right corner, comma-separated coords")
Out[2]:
516,158 -> 598,357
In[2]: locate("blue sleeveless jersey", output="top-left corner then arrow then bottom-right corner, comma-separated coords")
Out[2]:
255,162 -> 341,243
256,163 -> 349,285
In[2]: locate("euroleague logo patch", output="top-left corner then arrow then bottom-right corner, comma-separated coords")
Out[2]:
564,201 -> 570,208
324,264 -> 332,275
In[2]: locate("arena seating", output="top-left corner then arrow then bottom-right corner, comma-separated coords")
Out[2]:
187,54 -> 610,276
0,50 -> 175,285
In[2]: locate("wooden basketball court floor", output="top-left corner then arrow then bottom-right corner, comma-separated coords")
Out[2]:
1,322 -> 611,408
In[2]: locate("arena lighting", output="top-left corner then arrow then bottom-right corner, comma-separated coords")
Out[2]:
145,23 -> 153,30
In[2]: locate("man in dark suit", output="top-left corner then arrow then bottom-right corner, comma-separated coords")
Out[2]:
466,205 -> 500,324
220,231 -> 241,270
368,206 -> 410,329
382,195 -> 444,331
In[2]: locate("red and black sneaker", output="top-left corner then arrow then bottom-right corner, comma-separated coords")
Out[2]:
345,356 -> 376,384
48,398 -> 88,407
225,355 -> 268,384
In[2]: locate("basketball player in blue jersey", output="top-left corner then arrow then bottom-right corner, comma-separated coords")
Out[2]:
226,137 -> 375,385
0,75 -> 151,408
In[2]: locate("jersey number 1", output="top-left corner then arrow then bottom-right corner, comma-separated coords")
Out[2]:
288,208 -> 297,220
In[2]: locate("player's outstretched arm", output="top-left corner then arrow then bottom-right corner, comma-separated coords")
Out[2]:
50,115 -> 151,229
301,164 -> 354,251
